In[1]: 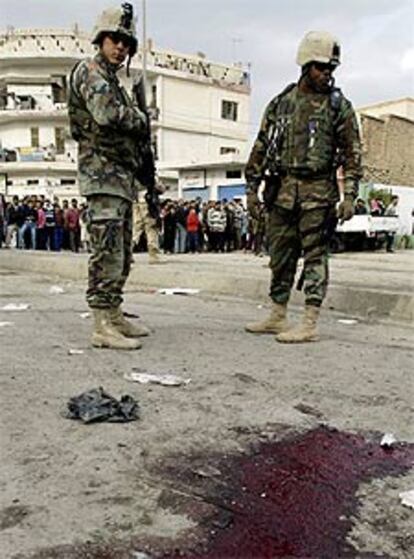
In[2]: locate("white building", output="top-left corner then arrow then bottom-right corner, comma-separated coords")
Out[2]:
169,155 -> 246,202
0,27 -> 251,199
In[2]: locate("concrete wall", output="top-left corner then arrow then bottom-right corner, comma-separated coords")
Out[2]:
358,98 -> 414,121
361,114 -> 414,187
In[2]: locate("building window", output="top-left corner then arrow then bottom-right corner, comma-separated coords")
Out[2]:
60,179 -> 76,185
150,84 -> 157,108
226,169 -> 242,179
55,127 -> 65,154
221,100 -> 238,121
31,127 -> 39,148
220,147 -> 239,155
51,76 -> 67,104
27,179 -> 39,185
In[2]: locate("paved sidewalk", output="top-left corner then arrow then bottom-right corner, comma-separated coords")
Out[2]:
0,249 -> 413,322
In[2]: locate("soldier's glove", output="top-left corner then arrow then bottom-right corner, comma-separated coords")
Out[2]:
337,195 -> 355,224
247,190 -> 260,219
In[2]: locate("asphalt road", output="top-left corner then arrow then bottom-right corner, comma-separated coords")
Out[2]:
0,268 -> 413,558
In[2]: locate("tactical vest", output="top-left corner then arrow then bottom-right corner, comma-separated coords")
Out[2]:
68,61 -> 139,173
271,84 -> 343,177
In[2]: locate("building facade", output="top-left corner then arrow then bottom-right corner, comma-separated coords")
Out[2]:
0,27 -> 251,199
357,98 -> 414,187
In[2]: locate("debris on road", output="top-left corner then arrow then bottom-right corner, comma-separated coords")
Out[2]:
157,287 -> 201,296
132,552 -> 152,559
2,303 -> 30,311
0,321 -> 13,327
49,285 -> 65,294
337,318 -> 358,325
79,312 -> 91,319
294,402 -> 325,419
192,465 -> 221,478
65,387 -> 140,424
380,433 -> 397,448
125,370 -> 191,387
68,349 -> 85,356
399,490 -> 414,510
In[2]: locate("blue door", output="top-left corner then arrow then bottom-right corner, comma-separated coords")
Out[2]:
218,183 -> 246,201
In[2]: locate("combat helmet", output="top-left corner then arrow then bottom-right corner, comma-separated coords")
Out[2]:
296,31 -> 341,68
91,2 -> 138,57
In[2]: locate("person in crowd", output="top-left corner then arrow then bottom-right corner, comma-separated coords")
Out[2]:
162,202 -> 177,254
186,205 -> 200,253
175,200 -> 189,253
62,199 -> 70,249
80,203 -> 91,253
354,198 -> 368,215
66,198 -> 80,252
35,200 -> 46,250
133,197 -> 162,264
224,200 -> 235,252
207,201 -> 227,252
19,198 -> 37,249
44,199 -> 56,250
384,195 -> 399,253
53,201 -> 64,251
232,199 -> 245,250
370,198 -> 384,216
5,196 -> 20,248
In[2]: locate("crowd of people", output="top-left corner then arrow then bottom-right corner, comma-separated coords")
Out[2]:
157,198 -> 266,255
0,194 -> 88,252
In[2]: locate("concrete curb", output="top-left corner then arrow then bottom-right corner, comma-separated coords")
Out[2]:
0,250 -> 413,323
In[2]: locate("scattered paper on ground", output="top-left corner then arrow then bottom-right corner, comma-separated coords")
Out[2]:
380,433 -> 397,447
158,287 -> 200,296
0,321 -> 13,327
80,312 -> 91,319
338,319 -> 358,325
399,490 -> 414,510
125,371 -> 191,386
132,552 -> 152,559
2,303 -> 30,311
68,349 -> 85,356
50,285 -> 65,294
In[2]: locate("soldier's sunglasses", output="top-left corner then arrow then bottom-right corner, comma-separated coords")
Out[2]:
107,32 -> 132,48
313,62 -> 336,73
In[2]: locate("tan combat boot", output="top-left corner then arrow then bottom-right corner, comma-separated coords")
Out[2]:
245,303 -> 289,334
148,251 -> 163,265
276,305 -> 320,343
92,309 -> 142,350
108,307 -> 150,338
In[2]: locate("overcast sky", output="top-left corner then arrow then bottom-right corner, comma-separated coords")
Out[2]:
1,0 -> 413,133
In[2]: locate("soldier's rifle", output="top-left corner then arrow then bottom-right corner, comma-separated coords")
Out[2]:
262,118 -> 286,210
132,73 -> 160,219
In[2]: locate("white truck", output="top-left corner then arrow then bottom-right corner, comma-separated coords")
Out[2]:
331,215 -> 399,252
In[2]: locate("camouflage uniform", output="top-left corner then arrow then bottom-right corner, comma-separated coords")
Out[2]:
133,200 -> 160,259
68,52 -> 147,309
245,84 -> 362,307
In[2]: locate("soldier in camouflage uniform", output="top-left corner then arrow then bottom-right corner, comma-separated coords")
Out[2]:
133,183 -> 165,264
68,3 -> 151,350
245,31 -> 362,342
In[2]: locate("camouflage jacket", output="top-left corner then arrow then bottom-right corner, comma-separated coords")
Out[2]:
245,84 -> 362,208
68,53 -> 148,202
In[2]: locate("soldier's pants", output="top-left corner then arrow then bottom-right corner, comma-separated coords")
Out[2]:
86,194 -> 133,309
268,204 -> 335,308
133,204 -> 159,255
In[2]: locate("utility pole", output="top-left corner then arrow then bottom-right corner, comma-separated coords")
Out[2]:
141,0 -> 147,88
